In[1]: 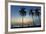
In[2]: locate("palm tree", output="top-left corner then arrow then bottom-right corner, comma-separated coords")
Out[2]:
35,8 -> 40,16
29,9 -> 35,26
29,9 -> 34,16
35,8 -> 41,26
19,8 -> 26,27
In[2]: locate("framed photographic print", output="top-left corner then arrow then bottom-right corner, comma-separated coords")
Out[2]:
6,1 -> 45,33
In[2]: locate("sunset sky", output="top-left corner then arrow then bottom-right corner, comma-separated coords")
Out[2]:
11,5 -> 41,24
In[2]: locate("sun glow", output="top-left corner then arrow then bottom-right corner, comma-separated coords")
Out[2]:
11,17 -> 33,24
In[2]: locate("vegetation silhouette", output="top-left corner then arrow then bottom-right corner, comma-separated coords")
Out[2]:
35,8 -> 41,25
29,9 -> 36,25
35,8 -> 41,16
19,8 -> 26,27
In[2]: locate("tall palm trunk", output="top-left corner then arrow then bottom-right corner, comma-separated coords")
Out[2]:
32,13 -> 36,26
22,16 -> 23,27
32,15 -> 35,26
38,15 -> 41,25
32,15 -> 34,25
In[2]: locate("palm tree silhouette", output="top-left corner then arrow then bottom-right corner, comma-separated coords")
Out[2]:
34,8 -> 41,26
19,8 -> 26,27
29,9 -> 34,16
29,8 -> 41,26
35,8 -> 40,16
29,9 -> 35,25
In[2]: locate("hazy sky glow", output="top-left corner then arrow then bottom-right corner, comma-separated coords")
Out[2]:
11,5 -> 41,24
